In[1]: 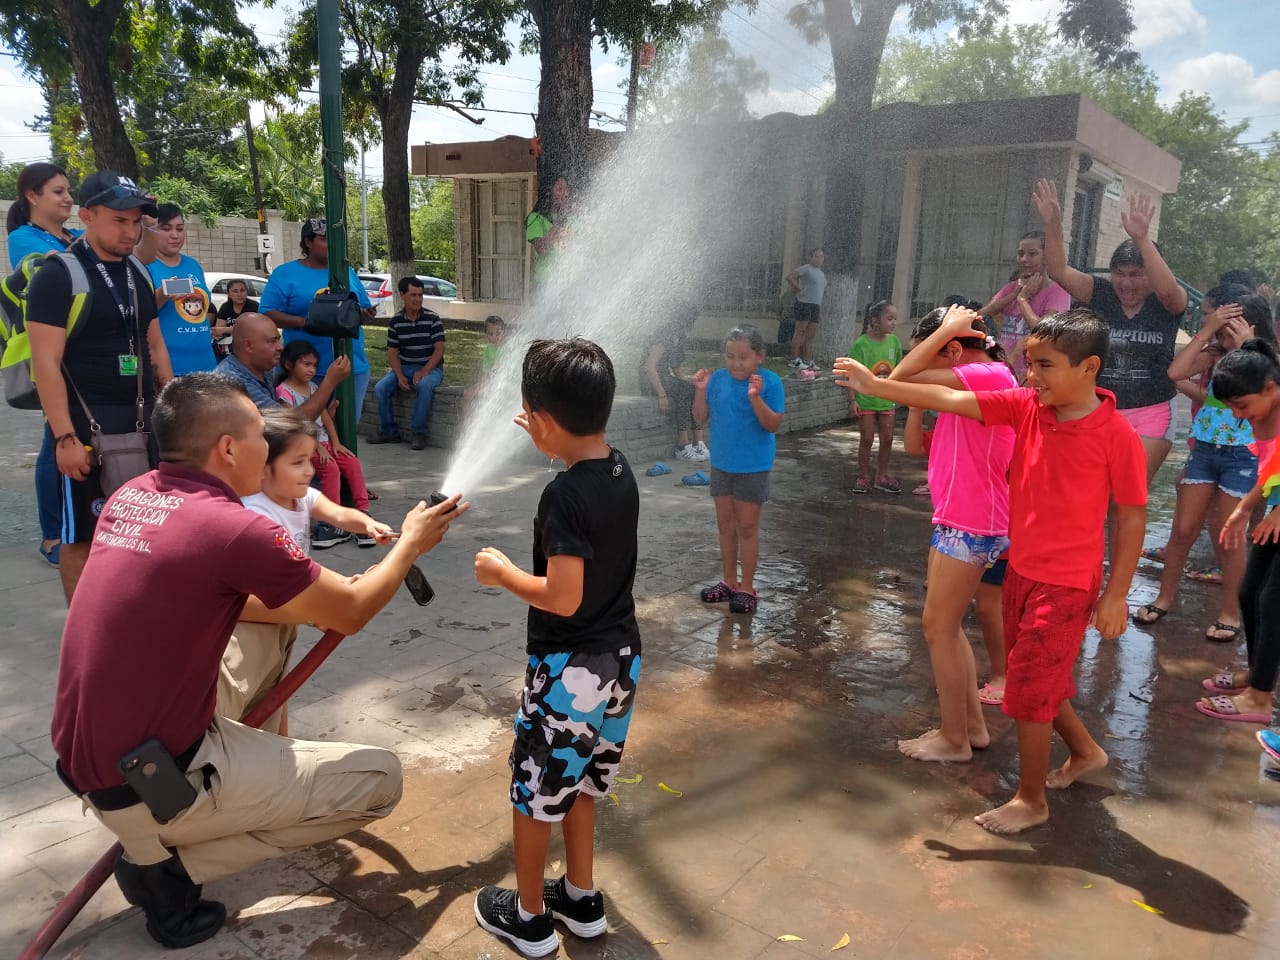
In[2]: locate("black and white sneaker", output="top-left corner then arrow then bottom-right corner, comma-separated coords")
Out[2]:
355,532 -> 377,548
474,885 -> 559,957
543,876 -> 607,938
311,523 -> 350,550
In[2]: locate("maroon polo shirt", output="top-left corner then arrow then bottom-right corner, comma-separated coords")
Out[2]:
52,463 -> 320,791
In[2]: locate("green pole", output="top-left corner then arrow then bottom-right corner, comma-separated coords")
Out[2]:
317,0 -> 356,451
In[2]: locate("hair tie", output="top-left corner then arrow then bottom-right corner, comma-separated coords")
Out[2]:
985,336 -> 996,348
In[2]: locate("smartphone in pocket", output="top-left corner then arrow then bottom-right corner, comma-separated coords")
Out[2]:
117,739 -> 198,823
162,277 -> 194,297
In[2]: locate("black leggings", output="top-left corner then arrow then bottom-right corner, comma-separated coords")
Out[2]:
1240,533 -> 1280,693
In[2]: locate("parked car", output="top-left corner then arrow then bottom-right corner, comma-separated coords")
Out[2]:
205,272 -> 269,312
358,272 -> 458,319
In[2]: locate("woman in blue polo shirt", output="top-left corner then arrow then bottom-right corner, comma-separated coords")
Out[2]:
7,162 -> 84,569
259,218 -> 374,418
147,203 -> 217,375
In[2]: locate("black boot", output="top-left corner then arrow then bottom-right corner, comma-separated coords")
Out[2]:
113,852 -> 226,949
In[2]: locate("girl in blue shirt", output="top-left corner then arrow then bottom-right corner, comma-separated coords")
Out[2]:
6,163 -> 84,569
692,324 -> 785,615
147,203 -> 217,375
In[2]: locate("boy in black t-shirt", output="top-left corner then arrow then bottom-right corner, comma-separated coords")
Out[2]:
472,338 -> 640,958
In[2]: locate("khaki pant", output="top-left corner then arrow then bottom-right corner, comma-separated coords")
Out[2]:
217,621 -> 298,735
90,715 -> 402,883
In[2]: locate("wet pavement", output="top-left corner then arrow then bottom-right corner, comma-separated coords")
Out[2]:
1,398 -> 1278,959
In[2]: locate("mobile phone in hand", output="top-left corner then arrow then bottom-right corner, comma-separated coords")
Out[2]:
162,277 -> 194,296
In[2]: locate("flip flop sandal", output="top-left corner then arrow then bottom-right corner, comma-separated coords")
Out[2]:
1204,621 -> 1243,643
1186,566 -> 1224,584
1131,604 -> 1170,626
1194,695 -> 1272,724
1202,671 -> 1248,694
1257,729 -> 1280,763
978,683 -> 1005,706
1141,546 -> 1167,564
911,483 -> 931,496
646,462 -> 672,476
681,470 -> 710,486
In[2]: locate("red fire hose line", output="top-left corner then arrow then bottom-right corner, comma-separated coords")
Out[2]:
18,628 -> 347,960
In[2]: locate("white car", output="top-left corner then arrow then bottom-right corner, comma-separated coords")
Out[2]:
205,272 -> 269,312
358,273 -> 458,319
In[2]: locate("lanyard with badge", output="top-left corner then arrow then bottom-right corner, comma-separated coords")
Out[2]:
81,242 -> 140,376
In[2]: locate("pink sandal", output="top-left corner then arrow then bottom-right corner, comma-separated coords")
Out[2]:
1195,694 -> 1271,724
978,683 -> 1004,705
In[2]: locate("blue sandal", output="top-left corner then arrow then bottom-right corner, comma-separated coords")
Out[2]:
681,470 -> 710,486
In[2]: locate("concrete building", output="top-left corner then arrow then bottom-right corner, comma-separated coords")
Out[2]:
411,93 -> 1181,340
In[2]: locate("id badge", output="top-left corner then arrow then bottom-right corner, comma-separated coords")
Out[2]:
118,354 -> 138,376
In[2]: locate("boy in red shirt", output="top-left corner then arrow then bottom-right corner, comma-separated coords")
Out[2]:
836,306 -> 1147,834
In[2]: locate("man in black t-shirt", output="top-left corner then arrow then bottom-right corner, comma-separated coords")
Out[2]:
472,338 -> 640,957
26,170 -> 171,602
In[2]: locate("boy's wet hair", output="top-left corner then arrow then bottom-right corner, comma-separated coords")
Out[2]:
725,323 -> 765,353
1027,308 -> 1109,367
911,307 -> 1007,364
1211,339 -> 1280,401
1109,238 -> 1144,271
484,314 -> 506,329
522,337 -> 615,436
155,373 -> 254,464
261,407 -> 319,463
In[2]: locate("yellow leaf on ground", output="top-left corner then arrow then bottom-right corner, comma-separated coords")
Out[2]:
1132,900 -> 1164,915
831,933 -> 851,951
1083,883 -> 1094,889
615,774 -> 643,784
776,934 -> 806,942
608,792 -> 620,806
658,781 -> 684,797
651,939 -> 669,945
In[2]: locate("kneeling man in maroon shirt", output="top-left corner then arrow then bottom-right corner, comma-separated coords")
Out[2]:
50,372 -> 467,949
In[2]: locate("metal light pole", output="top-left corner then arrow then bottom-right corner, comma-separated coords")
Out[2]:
318,0 -> 356,449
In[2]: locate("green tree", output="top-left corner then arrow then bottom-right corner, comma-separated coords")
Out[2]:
522,1 -> 752,213
410,178 -> 456,279
1,0 -> 266,176
635,24 -> 768,125
284,0 -> 513,296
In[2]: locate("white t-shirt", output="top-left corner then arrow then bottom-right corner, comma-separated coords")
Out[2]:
242,488 -> 320,558
792,263 -> 827,305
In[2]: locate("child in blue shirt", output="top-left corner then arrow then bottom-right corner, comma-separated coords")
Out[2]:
692,324 -> 786,614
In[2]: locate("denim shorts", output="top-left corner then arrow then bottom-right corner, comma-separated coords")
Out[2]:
931,525 -> 1011,568
1181,441 -> 1257,498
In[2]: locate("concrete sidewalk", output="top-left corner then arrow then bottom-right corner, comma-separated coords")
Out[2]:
1,402 -> 1278,959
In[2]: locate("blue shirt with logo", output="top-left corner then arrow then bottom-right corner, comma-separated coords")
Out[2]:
148,254 -> 216,375
258,259 -> 371,376
706,367 -> 785,474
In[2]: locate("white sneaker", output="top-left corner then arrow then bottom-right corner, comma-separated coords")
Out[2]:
692,441 -> 710,460
676,444 -> 700,461
803,360 -> 820,371
788,357 -> 805,368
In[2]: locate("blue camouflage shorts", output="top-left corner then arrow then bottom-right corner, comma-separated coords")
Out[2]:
510,646 -> 641,822
931,524 -> 1011,569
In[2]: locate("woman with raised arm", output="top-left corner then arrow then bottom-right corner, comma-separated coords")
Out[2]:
1031,178 -> 1187,484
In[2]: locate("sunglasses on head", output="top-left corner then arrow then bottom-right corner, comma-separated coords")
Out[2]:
82,183 -> 148,206
305,218 -> 327,236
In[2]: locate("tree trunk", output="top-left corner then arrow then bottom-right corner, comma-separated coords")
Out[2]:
815,0 -> 898,360
526,0 -> 594,211
52,0 -> 138,176
380,41 -> 427,310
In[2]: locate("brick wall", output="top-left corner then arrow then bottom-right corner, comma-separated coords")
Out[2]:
360,376 -> 852,464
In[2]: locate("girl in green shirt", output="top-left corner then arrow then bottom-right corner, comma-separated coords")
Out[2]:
849,300 -> 904,493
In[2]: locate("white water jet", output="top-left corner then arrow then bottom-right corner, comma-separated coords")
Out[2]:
440,120 -> 804,498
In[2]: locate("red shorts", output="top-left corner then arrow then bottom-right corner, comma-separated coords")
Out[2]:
1001,565 -> 1100,723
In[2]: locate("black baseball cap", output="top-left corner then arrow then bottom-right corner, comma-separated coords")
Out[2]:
77,171 -> 159,217
302,217 -> 327,239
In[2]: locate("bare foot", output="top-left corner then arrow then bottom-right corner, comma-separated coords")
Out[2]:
898,728 -> 973,762
968,726 -> 991,750
974,796 -> 1049,835
1046,747 -> 1109,789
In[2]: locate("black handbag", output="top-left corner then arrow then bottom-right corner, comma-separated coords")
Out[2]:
305,291 -> 362,338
